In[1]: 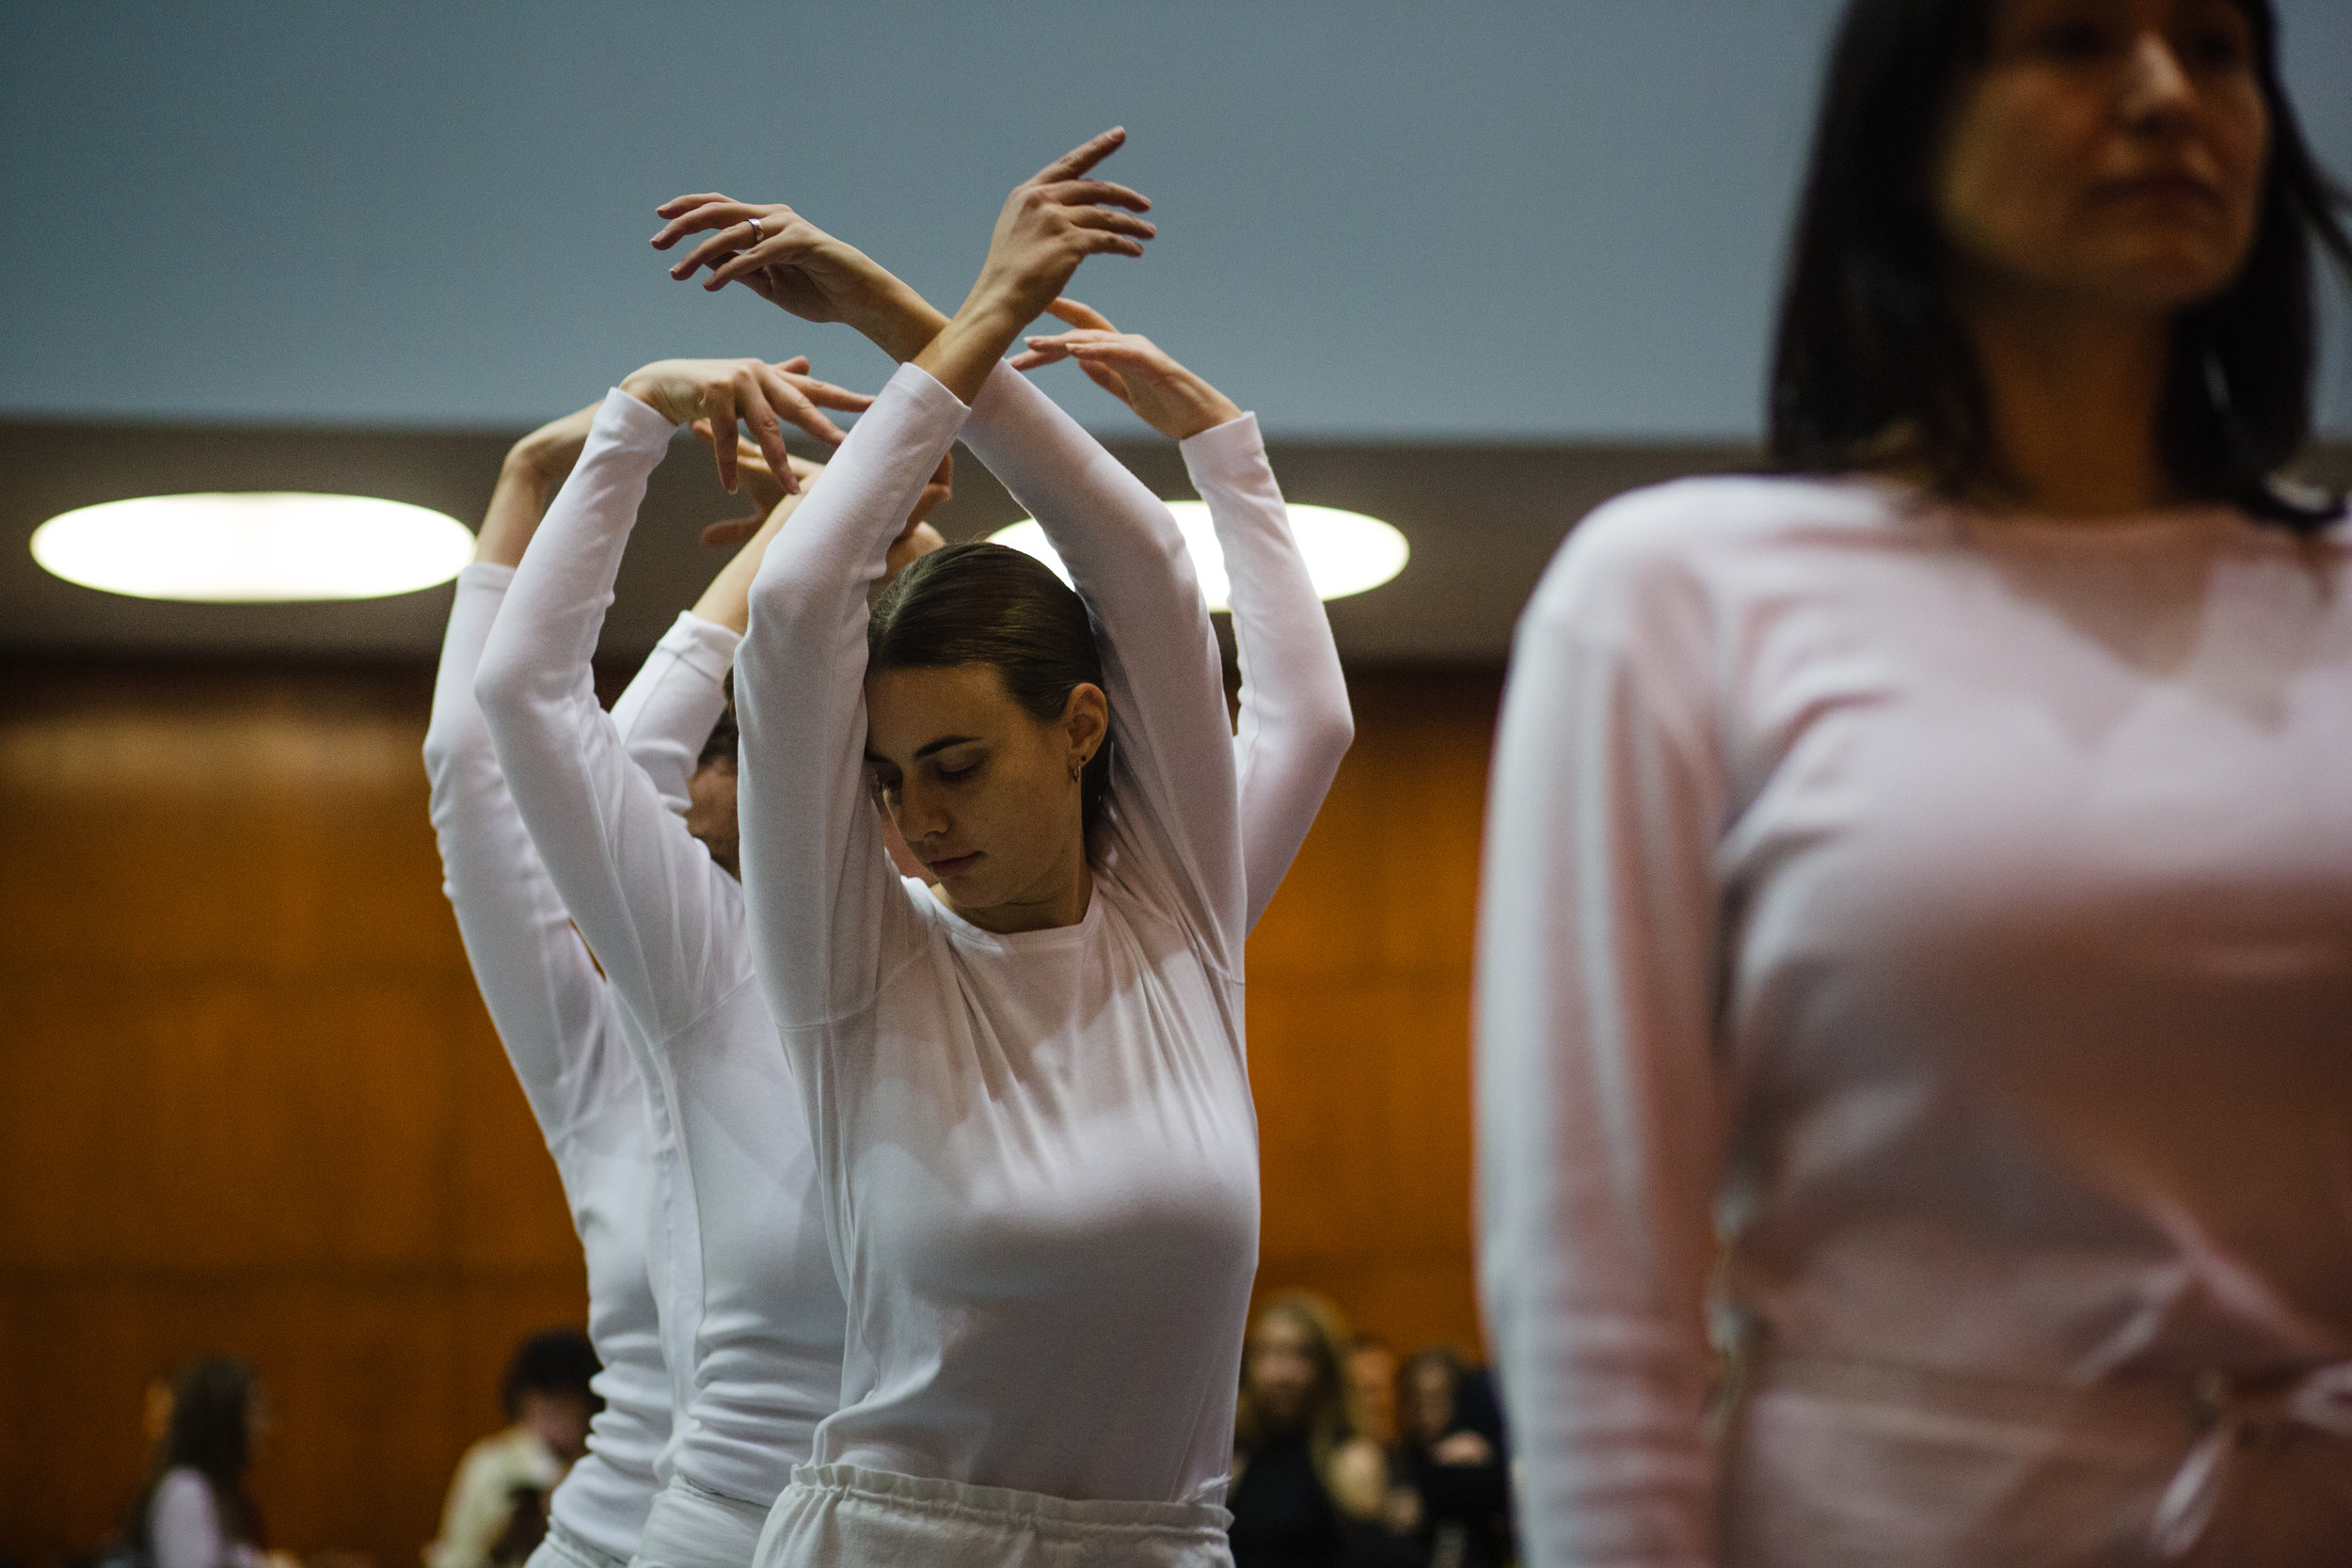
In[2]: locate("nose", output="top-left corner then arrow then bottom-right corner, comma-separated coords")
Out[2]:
896,777 -> 950,843
2119,30 -> 2197,132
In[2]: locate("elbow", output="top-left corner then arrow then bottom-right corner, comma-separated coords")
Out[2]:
421,696 -> 491,784
1309,700 -> 1356,768
744,561 -> 821,643
470,638 -> 531,736
420,723 -> 461,782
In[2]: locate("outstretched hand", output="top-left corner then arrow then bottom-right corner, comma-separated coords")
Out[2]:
962,130 -> 1156,332
912,129 -> 1157,406
650,196 -> 946,360
1010,299 -> 1241,440
617,355 -> 869,493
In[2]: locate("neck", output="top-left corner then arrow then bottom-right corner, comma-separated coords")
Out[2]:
938,854 -> 1092,935
1955,274 -> 2180,517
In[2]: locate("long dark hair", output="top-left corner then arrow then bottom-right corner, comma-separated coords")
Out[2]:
1769,0 -> 2352,528
128,1356 -> 263,1552
866,542 -> 1113,846
1233,1291 -> 1365,1483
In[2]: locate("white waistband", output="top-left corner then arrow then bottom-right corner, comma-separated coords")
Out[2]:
788,1462 -> 1233,1538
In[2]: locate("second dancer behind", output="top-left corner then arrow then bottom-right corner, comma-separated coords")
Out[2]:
473,357 -> 939,1568
660,131 -> 1349,1564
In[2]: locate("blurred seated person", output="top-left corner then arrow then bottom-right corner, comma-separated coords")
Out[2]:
1230,1292 -> 1417,1568
1397,1348 -> 1511,1568
426,1329 -> 600,1568
127,1355 -> 290,1568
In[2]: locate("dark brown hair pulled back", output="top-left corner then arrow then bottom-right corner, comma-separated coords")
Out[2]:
867,542 -> 1113,845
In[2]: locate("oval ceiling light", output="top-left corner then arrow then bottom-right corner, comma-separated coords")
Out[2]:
31,493 -> 475,603
988,502 -> 1406,613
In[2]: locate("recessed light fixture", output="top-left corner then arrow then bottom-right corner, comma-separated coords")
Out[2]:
30,493 -> 475,603
987,502 -> 1406,612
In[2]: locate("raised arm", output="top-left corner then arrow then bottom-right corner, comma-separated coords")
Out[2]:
1015,303 -> 1353,931
926,135 -> 1245,960
732,367 -> 969,1032
426,407 -> 629,1140
1187,414 -> 1350,930
608,609 -> 740,816
427,560 -> 615,1138
661,139 -> 1242,959
959,358 -> 1245,962
1474,499 -> 1730,1568
474,359 -> 865,1043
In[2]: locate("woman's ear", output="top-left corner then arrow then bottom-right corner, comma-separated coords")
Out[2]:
1062,682 -> 1109,771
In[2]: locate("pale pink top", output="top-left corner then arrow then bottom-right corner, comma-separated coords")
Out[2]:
1478,477 -> 2352,1567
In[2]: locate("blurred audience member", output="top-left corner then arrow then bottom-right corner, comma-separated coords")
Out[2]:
125,1355 -> 274,1568
1397,1349 -> 1511,1568
426,1330 -> 601,1568
1230,1292 -> 1414,1568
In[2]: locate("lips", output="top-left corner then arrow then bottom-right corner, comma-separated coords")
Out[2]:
2096,172 -> 2221,208
925,851 -> 982,879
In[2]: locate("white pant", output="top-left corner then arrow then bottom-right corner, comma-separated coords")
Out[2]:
630,1478 -> 771,1568
528,1519 -> 631,1568
755,1464 -> 1234,1568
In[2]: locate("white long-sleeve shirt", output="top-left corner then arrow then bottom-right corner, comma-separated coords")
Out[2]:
475,390 -> 846,1509
735,360 -> 1339,1508
1185,409 -> 1355,932
1478,476 -> 2352,1567
148,1469 -> 262,1568
425,563 -> 707,1560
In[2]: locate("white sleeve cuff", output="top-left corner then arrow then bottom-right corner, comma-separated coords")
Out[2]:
1179,411 -> 1265,487
663,610 -> 743,681
600,385 -> 682,452
455,561 -> 516,594
888,358 -> 977,421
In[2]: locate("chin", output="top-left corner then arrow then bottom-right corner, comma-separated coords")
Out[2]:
945,873 -> 1008,911
2081,233 -> 2249,310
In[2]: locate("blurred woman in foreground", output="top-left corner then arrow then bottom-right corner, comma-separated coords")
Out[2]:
1479,1 -> 2352,1563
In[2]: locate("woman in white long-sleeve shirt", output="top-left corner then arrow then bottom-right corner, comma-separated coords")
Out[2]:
425,400 -> 720,1568
1478,3 -> 2352,1565
650,218 -> 1351,944
650,131 -> 1349,1566
473,356 -> 892,1568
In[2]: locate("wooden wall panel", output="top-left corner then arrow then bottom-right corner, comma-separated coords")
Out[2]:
0,664 -> 583,1568
0,661 -> 1503,1565
1243,673 -> 1501,1357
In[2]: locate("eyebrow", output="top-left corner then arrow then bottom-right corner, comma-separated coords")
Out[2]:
863,736 -> 983,768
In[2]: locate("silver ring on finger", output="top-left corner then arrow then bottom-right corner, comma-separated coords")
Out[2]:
744,215 -> 765,244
